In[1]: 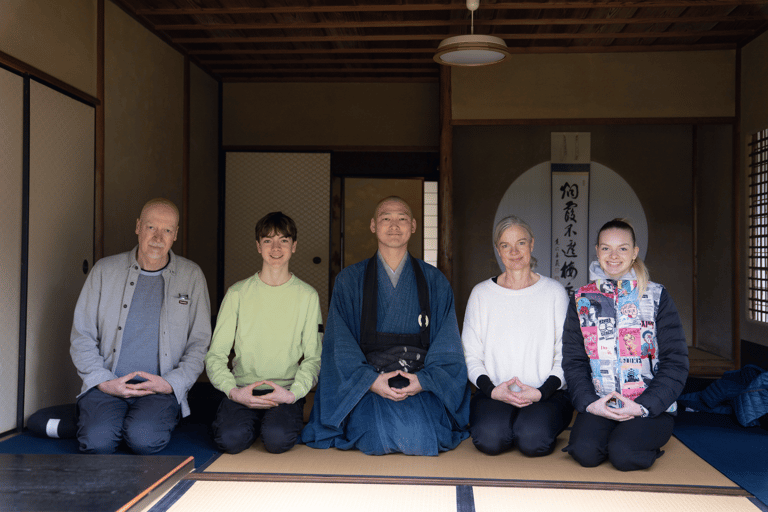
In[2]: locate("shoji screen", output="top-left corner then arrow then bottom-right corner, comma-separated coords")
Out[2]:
24,80 -> 94,421
0,67 -> 24,433
225,152 -> 330,319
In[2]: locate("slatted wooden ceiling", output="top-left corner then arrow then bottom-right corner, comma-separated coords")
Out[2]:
114,0 -> 768,82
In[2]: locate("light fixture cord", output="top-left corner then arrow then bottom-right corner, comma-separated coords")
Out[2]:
471,10 -> 474,35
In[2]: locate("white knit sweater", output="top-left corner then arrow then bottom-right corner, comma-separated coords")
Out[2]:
462,275 -> 568,389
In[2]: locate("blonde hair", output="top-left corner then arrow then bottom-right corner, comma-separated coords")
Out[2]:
597,218 -> 649,297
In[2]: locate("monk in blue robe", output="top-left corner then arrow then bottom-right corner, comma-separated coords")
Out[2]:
301,196 -> 470,455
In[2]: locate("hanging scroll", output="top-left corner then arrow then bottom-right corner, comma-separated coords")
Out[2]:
551,133 -> 591,296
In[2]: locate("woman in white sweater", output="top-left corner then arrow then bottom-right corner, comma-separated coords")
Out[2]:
462,216 -> 572,456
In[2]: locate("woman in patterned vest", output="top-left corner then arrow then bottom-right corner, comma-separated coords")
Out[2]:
562,219 -> 689,471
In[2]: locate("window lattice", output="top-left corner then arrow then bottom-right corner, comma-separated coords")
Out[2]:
749,128 -> 768,322
423,181 -> 438,267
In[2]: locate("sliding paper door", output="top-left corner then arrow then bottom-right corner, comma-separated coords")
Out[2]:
225,152 -> 330,319
25,80 -> 94,420
0,67 -> 24,433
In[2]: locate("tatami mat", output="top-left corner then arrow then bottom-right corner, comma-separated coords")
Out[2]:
162,481 -> 457,512
199,435 -> 738,491
156,481 -> 761,512
472,486 -> 762,512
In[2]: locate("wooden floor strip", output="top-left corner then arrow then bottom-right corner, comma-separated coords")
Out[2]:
118,456 -> 194,512
184,471 -> 750,496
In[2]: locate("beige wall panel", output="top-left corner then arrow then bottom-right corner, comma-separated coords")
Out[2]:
27,80 -> 94,420
223,83 -> 438,147
225,153 -> 331,319
0,0 -> 97,97
740,31 -> 768,348
104,1 -> 184,257
0,68 -> 23,432
452,51 -> 735,121
188,64 -> 219,308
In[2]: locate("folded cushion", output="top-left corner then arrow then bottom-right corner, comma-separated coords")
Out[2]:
27,404 -> 78,439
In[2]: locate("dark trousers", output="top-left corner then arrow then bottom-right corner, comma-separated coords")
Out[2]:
76,388 -> 180,455
469,389 -> 573,457
212,396 -> 305,454
565,412 -> 675,471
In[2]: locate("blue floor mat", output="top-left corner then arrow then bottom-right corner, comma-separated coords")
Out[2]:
0,421 -> 221,470
674,411 -> 768,507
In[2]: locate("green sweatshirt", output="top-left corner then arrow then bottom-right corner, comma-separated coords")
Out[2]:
205,273 -> 322,401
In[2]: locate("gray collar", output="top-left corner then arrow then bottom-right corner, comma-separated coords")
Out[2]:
377,250 -> 407,288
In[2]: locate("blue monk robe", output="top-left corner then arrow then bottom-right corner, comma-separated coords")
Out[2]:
301,254 -> 470,455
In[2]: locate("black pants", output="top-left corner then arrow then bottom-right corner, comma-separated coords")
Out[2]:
565,412 -> 674,471
212,396 -> 305,454
469,389 -> 573,456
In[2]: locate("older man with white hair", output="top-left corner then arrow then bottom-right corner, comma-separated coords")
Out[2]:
70,198 -> 211,454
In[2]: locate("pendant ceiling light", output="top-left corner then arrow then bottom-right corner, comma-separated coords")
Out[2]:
434,0 -> 511,66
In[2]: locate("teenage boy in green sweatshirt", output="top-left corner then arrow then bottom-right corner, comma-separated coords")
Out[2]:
205,211 -> 322,453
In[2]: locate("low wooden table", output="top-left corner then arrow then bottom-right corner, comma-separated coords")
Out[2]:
0,453 -> 193,511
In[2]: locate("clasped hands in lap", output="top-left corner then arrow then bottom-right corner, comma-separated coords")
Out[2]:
229,381 -> 296,409
370,370 -> 423,401
97,371 -> 173,398
586,392 -> 643,421
491,377 -> 542,407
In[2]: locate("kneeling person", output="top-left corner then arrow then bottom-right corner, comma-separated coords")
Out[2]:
206,212 -> 322,454
70,198 -> 211,455
301,197 -> 470,455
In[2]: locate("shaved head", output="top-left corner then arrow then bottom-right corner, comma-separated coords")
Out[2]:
373,196 -> 413,220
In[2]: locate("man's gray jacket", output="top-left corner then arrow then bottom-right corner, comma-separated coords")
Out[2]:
70,247 -> 211,417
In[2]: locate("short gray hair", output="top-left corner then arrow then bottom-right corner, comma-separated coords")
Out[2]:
493,215 -> 537,269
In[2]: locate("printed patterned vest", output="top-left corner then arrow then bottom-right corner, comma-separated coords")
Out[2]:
574,279 -> 677,414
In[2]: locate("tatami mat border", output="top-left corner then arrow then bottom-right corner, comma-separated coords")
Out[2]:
183,471 -> 751,497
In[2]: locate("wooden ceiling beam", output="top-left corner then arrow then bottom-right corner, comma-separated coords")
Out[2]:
216,68 -> 439,74
188,48 -> 438,55
202,59 -> 437,65
173,29 -> 753,44
224,77 -> 439,83
154,16 -> 764,31
136,1 -> 768,16
187,43 -> 737,56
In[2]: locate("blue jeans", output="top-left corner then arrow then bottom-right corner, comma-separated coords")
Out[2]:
76,388 -> 180,455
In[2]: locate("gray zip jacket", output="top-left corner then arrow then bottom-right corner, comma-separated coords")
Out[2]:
70,247 -> 211,417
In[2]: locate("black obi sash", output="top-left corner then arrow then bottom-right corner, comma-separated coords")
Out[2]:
359,253 -> 430,387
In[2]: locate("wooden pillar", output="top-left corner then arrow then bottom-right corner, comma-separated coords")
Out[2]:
438,65 -> 453,283
182,56 -> 190,257
691,126 -> 698,348
95,0 -> 104,262
732,49 -> 742,368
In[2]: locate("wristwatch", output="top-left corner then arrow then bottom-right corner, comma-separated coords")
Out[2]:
639,405 -> 649,418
